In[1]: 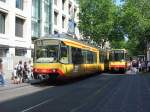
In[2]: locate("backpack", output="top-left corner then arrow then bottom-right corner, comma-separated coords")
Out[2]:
17,64 -> 22,72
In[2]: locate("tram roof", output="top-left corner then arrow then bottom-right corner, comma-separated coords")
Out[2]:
35,34 -> 103,51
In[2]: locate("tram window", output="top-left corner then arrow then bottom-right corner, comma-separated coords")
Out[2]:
87,51 -> 95,64
82,50 -> 87,64
100,52 -> 105,63
110,50 -> 125,61
93,52 -> 97,63
36,45 -> 59,63
60,46 -> 69,64
71,47 -> 83,64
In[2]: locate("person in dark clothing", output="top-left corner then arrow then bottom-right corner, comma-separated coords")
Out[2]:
16,60 -> 23,83
131,60 -> 138,73
148,61 -> 150,72
22,61 -> 29,82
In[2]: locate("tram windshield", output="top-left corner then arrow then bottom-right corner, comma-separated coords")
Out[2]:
110,50 -> 125,61
35,45 -> 59,63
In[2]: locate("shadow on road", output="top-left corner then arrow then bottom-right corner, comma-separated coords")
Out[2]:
31,73 -> 101,87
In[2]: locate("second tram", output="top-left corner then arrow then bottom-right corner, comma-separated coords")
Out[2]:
109,49 -> 127,73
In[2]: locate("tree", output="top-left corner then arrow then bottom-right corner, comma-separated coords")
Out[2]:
79,0 -> 118,44
79,0 -> 150,56
121,0 -> 150,55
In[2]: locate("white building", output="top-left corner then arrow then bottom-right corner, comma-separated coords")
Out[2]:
31,0 -> 80,39
0,0 -> 32,78
52,0 -> 80,37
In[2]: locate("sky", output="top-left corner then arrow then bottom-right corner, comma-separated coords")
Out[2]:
115,0 -> 124,6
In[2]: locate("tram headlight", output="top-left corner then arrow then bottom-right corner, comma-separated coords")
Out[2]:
52,69 -> 57,72
121,59 -> 125,62
33,68 -> 37,72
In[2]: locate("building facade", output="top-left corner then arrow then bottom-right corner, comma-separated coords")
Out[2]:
31,0 -> 80,39
0,0 -> 32,78
32,0 -> 51,38
52,0 -> 80,37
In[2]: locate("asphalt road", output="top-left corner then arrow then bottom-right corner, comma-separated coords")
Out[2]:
1,73 -> 150,112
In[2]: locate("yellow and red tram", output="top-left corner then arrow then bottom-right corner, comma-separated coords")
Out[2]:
33,35 -> 105,80
109,49 -> 127,73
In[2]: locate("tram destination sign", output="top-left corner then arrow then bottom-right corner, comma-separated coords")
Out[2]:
36,39 -> 60,46
112,50 -> 124,53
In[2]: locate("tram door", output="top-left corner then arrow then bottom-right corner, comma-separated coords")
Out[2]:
104,51 -> 109,71
71,47 -> 84,76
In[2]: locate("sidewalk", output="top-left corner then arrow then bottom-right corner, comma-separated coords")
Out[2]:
0,79 -> 30,91
126,70 -> 137,74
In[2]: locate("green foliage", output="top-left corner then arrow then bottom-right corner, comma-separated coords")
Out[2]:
121,0 -> 150,56
79,0 -> 150,56
79,0 -> 118,42
111,39 -> 126,49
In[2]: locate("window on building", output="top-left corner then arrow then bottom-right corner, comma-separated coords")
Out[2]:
32,21 -> 39,37
0,12 -> 5,34
54,0 -> 57,5
44,26 -> 49,35
0,48 -> 8,57
15,17 -> 24,37
44,2 -> 49,23
15,48 -> 27,56
62,16 -> 65,28
54,30 -> 58,34
16,0 -> 23,10
74,8 -> 76,18
62,0 -> 65,10
75,0 -> 79,4
54,11 -> 58,25
32,0 -> 39,19
68,19 -> 75,34
0,0 -> 6,2
68,3 -> 71,15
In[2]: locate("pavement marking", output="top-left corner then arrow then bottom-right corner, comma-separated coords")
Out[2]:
21,98 -> 54,112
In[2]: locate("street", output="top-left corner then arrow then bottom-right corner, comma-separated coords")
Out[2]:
1,73 -> 150,112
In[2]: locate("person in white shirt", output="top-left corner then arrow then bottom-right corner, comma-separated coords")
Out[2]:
27,60 -> 33,80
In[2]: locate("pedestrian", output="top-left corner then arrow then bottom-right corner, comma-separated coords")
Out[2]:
16,60 -> 23,83
11,64 -> 18,84
138,61 -> 142,72
131,60 -> 138,74
27,60 -> 33,80
22,61 -> 29,82
148,61 -> 150,72
141,61 -> 146,72
0,58 -> 5,86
